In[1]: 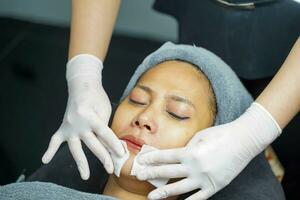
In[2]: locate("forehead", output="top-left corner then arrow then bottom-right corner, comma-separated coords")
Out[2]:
137,60 -> 211,106
140,60 -> 203,79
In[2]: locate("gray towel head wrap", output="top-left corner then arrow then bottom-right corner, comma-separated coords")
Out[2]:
120,41 -> 253,126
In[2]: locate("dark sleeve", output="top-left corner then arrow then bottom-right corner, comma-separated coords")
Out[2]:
26,144 -> 109,194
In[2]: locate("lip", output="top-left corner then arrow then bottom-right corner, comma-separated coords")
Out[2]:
120,135 -> 146,152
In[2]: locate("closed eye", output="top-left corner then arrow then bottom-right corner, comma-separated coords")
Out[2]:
129,98 -> 189,120
167,111 -> 190,120
128,98 -> 147,106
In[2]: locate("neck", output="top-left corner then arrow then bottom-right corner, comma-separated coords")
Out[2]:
103,175 -> 178,200
103,175 -> 148,200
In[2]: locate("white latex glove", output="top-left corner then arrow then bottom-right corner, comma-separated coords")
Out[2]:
136,102 -> 282,199
42,54 -> 125,180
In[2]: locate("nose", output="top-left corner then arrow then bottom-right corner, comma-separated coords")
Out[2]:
132,109 -> 157,133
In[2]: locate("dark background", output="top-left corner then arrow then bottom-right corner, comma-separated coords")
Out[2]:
0,17 -> 299,199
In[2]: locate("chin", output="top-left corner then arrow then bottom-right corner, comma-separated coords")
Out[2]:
120,151 -> 136,178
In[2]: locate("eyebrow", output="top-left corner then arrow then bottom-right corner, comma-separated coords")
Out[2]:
136,84 -> 196,110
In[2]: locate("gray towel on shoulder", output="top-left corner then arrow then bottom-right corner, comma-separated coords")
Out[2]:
0,181 -> 116,200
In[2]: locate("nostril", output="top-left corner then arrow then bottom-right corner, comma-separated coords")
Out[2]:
145,125 -> 151,131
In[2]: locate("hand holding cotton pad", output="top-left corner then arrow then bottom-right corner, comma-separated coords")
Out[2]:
131,145 -> 169,187
111,140 -> 130,177
110,141 -> 169,187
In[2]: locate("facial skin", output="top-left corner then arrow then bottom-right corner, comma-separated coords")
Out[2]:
103,60 -> 216,199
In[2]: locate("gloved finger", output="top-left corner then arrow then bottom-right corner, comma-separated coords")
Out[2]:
93,103 -> 111,125
137,164 -> 188,180
42,132 -> 64,164
138,148 -> 186,165
68,137 -> 90,180
186,129 -> 209,146
185,188 -> 213,200
87,113 -> 125,157
81,132 -> 114,174
148,178 -> 198,200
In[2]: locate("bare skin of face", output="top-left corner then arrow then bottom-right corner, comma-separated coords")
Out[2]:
103,60 -> 215,200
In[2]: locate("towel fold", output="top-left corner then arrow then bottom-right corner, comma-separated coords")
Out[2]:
0,181 -> 116,200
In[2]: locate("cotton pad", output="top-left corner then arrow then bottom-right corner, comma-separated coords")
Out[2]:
131,145 -> 169,187
111,140 -> 130,177
111,141 -> 169,187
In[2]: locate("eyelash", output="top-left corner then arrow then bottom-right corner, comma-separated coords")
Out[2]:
128,98 -> 190,121
128,98 -> 147,106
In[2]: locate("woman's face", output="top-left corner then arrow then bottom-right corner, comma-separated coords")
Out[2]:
111,60 -> 214,182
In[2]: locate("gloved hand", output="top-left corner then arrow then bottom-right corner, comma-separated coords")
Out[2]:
42,54 -> 125,180
136,102 -> 282,199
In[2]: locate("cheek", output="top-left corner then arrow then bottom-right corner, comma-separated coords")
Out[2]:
154,122 -> 195,149
152,109 -> 206,149
111,103 -> 134,138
